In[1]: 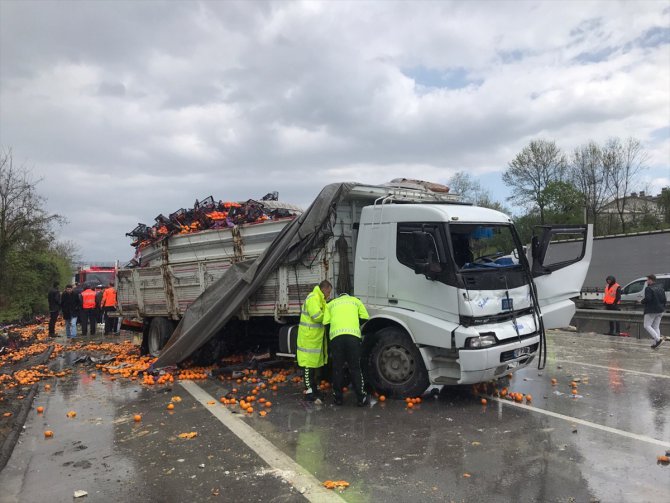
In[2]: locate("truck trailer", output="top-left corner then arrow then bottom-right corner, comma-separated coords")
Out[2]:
116,180 -> 592,397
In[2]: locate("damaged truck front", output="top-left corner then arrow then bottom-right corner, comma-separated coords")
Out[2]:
117,181 -> 592,397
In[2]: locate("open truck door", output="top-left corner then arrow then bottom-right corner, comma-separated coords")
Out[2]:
530,224 -> 593,330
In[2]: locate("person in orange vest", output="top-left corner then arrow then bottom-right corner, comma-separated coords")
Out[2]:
603,275 -> 622,336
101,282 -> 117,335
80,284 -> 98,336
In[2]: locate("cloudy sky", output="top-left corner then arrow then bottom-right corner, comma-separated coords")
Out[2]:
1,0 -> 669,262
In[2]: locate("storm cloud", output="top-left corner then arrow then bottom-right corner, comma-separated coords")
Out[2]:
1,0 -> 668,261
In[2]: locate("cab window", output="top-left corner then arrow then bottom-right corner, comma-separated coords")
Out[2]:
623,280 -> 645,295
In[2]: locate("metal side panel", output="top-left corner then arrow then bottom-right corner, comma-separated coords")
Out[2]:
137,267 -> 169,316
170,263 -> 204,315
142,219 -> 295,267
116,269 -> 139,316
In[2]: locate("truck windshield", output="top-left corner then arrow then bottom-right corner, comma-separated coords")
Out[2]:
449,223 -> 523,270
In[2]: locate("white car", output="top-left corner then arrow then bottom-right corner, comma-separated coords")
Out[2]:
620,273 -> 670,302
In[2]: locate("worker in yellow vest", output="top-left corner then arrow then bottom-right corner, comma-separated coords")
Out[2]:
80,285 -> 98,336
323,291 -> 369,406
603,275 -> 622,336
297,280 -> 332,402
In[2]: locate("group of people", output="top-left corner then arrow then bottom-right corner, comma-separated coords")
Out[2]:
296,280 -> 370,406
604,274 -> 666,349
47,282 -> 118,339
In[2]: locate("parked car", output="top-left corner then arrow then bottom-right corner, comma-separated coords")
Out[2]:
620,273 -> 670,302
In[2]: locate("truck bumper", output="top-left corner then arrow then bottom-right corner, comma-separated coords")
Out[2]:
456,335 -> 540,384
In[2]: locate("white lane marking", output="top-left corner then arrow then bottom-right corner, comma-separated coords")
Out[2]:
180,380 -> 344,503
551,359 -> 670,379
491,396 -> 670,448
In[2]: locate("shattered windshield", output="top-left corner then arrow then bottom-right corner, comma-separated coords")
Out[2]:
448,223 -> 523,270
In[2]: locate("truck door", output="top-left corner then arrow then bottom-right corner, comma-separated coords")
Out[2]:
530,225 -> 593,329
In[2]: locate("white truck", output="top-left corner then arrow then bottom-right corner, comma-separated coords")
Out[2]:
117,180 -> 592,396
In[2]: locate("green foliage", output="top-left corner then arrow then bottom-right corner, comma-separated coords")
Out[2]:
0,247 -> 72,322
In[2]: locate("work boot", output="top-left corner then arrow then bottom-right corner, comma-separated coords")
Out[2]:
333,395 -> 343,406
651,339 -> 664,350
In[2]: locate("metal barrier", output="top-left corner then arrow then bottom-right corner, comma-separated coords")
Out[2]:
571,309 -> 669,339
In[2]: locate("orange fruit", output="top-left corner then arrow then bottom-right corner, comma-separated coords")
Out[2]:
415,397 -> 422,404
571,389 -> 578,395
480,398 -> 487,405
525,394 -> 532,402
407,402 -> 414,409
66,411 -> 77,418
246,407 -> 254,413
379,395 -> 386,402
265,401 -> 272,408
167,403 -> 175,410
44,430 -> 54,438
551,378 -> 557,385
220,397 -> 227,404
44,384 -> 51,391
271,385 -> 278,391
570,381 -> 577,388
259,410 -> 267,417
133,414 -> 142,422
90,373 -> 96,379
36,406 -> 44,413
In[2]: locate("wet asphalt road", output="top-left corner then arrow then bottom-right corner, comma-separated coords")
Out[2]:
1,331 -> 669,503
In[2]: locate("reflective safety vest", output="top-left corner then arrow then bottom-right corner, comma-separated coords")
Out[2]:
603,283 -> 620,305
81,289 -> 97,309
101,287 -> 117,307
323,294 -> 369,340
296,286 -> 328,368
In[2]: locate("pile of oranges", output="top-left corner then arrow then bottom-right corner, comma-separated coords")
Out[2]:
177,367 -> 210,380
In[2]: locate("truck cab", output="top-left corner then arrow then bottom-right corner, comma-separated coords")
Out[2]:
355,202 -> 592,396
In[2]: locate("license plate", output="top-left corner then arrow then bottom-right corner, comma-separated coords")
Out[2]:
502,298 -> 513,311
513,346 -> 531,358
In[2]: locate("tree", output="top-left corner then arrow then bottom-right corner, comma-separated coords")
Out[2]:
503,139 -> 567,224
569,142 -> 608,234
0,148 -> 70,320
602,137 -> 648,234
448,171 -> 510,214
541,181 -> 583,224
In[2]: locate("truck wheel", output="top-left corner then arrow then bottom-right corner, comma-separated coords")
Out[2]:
367,327 -> 429,398
147,317 -> 174,357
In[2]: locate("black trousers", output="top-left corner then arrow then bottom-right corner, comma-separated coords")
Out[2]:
103,307 -> 116,334
80,309 -> 97,336
605,304 -> 620,334
331,334 -> 365,400
48,311 -> 59,336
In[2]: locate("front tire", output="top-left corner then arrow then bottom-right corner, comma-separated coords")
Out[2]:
366,327 -> 429,398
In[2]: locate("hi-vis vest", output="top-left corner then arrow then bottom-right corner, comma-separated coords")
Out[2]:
296,286 -> 328,368
81,289 -> 97,309
101,287 -> 117,307
604,283 -> 620,305
323,294 -> 369,341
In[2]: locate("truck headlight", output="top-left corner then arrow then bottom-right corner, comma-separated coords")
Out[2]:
465,334 -> 497,348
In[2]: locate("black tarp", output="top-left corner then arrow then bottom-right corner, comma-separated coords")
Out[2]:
152,183 -> 354,368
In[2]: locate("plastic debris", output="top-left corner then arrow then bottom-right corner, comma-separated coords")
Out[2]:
74,490 -> 88,498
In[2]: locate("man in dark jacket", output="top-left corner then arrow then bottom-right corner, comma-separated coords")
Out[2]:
47,282 -> 61,337
642,274 -> 667,349
60,284 -> 80,339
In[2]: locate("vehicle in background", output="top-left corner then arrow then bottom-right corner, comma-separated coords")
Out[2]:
116,181 -> 593,395
620,273 -> 670,302
74,266 -> 116,288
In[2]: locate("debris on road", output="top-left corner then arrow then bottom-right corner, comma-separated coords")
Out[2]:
178,432 -> 198,439
323,480 -> 350,490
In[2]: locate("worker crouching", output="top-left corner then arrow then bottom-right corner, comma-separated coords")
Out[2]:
324,290 -> 370,406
